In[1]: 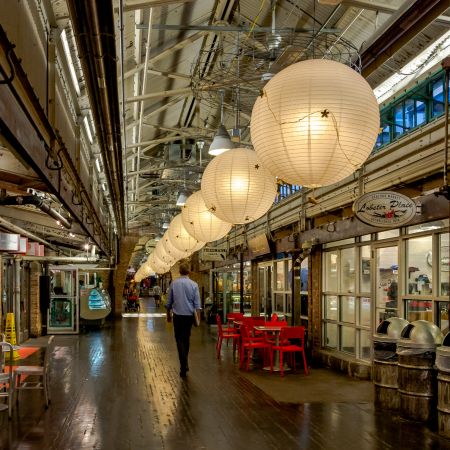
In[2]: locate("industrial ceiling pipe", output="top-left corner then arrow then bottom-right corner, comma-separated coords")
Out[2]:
0,216 -> 60,252
0,195 -> 72,229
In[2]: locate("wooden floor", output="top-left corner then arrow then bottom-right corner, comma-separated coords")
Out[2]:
1,297 -> 449,450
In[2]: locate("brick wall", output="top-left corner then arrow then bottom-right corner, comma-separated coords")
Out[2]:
29,261 -> 42,337
310,248 -> 322,352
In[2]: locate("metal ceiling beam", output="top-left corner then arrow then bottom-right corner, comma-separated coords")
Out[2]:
135,24 -> 340,33
361,0 -> 450,77
121,0 -> 194,12
123,31 -> 207,80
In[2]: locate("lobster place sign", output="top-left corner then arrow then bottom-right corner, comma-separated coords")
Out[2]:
353,191 -> 416,227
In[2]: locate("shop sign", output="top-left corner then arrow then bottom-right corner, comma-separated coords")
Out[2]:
200,247 -> 227,261
353,191 -> 416,227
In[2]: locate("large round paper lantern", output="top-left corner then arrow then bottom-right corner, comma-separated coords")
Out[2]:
251,59 -> 380,187
148,252 -> 170,274
167,214 -> 205,253
161,231 -> 190,260
181,191 -> 232,242
154,241 -> 176,266
201,147 -> 277,224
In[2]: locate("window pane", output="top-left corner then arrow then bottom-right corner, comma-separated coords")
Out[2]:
341,247 -> 356,293
286,293 -> 292,314
405,99 -> 415,130
300,292 -> 308,318
416,99 -> 426,125
287,259 -> 292,290
440,233 -> 449,296
340,326 -> 355,354
325,323 -> 337,349
406,299 -> 433,323
325,295 -> 338,320
341,296 -> 355,323
407,236 -> 433,295
274,293 -> 284,312
275,261 -> 285,290
432,79 -> 444,117
438,302 -> 449,333
394,104 -> 404,137
378,229 -> 399,239
300,258 -> 308,292
360,297 -> 371,327
408,219 -> 448,234
376,246 -> 398,309
324,251 -> 338,291
360,330 -> 371,361
360,246 -> 371,293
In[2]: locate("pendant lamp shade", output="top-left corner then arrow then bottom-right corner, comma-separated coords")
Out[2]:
201,147 -> 277,224
161,231 -> 190,260
167,214 -> 205,253
250,59 -> 380,187
181,191 -> 232,242
148,252 -> 170,274
154,241 -> 176,266
208,125 -> 235,156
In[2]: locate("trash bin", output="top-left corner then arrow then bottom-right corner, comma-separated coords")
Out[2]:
373,317 -> 409,411
436,332 -> 450,438
397,320 -> 443,422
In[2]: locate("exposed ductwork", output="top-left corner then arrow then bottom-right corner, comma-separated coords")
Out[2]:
66,0 -> 125,235
0,216 -> 60,252
0,195 -> 72,229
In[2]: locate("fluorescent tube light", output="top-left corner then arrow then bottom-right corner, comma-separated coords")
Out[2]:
61,29 -> 80,96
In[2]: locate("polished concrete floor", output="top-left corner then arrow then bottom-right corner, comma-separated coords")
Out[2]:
0,297 -> 449,450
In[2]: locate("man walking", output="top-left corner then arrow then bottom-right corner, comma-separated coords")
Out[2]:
166,263 -> 201,377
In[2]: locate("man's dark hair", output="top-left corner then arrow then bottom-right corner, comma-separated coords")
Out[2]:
179,263 -> 190,275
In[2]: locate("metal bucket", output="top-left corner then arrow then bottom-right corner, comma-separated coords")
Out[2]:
398,349 -> 436,422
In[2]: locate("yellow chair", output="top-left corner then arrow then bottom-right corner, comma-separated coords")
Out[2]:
14,335 -> 54,408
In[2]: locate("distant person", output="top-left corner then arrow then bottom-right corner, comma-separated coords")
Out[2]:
153,284 -> 162,307
166,263 -> 201,378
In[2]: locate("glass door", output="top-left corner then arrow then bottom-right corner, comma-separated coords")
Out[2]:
257,263 -> 272,318
48,266 -> 79,334
374,245 -> 399,325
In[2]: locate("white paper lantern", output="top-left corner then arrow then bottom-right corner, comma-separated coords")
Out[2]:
201,147 -> 277,224
148,252 -> 170,274
154,241 -> 176,266
167,214 -> 205,253
251,59 -> 380,187
181,191 -> 233,242
161,231 -> 191,260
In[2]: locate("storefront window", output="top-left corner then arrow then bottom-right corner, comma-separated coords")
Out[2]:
275,261 -> 285,290
360,246 -> 371,293
360,297 -> 371,327
341,248 -> 356,293
340,326 -> 355,354
440,233 -> 449,297
325,295 -> 338,320
437,302 -> 449,333
406,299 -> 433,323
378,229 -> 399,239
324,251 -> 338,292
360,330 -> 371,360
324,323 -> 337,349
286,293 -> 292,314
341,296 -> 355,323
274,293 -> 284,312
406,236 -> 432,296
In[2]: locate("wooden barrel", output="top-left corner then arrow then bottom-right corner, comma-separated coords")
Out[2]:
398,350 -> 436,422
373,360 -> 400,410
438,372 -> 450,438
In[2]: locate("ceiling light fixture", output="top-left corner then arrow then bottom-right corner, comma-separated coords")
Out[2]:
176,192 -> 188,206
208,89 -> 234,156
61,29 -> 80,96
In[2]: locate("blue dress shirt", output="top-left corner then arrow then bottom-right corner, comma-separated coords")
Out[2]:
166,276 -> 201,316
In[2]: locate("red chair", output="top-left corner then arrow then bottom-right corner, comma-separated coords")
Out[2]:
216,314 -> 240,359
239,324 -> 271,371
270,326 -> 308,376
226,312 -> 244,327
264,320 -> 288,345
271,313 -> 278,321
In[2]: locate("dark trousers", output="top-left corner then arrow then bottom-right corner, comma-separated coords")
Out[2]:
173,314 -> 194,372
